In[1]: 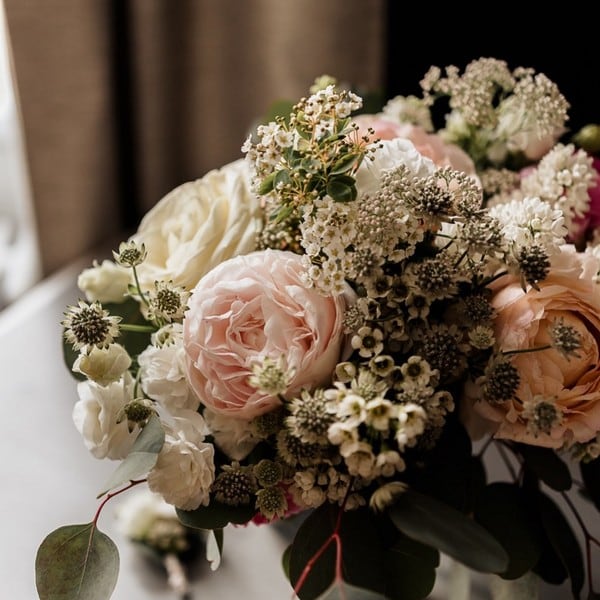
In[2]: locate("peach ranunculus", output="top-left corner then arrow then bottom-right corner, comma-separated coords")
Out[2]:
183,249 -> 354,420
464,245 -> 600,448
131,159 -> 263,292
353,115 -> 476,175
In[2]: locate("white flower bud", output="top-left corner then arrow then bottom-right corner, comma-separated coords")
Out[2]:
73,343 -> 131,386
77,259 -> 131,303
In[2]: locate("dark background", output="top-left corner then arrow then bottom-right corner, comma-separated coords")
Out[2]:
384,8 -> 599,135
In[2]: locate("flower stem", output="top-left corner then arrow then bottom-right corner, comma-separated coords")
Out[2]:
132,266 -> 150,308
501,344 -> 551,357
93,479 -> 146,526
119,324 -> 156,333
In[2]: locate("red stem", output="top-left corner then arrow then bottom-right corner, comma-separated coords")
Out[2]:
92,479 -> 146,526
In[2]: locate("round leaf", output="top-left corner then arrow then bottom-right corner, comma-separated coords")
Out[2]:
315,582 -> 388,600
389,489 -> 508,573
474,483 -> 542,579
36,523 -> 119,600
516,444 -> 572,491
177,501 -> 255,530
326,179 -> 355,202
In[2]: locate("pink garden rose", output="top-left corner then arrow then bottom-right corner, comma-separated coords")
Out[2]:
183,250 -> 353,420
463,245 -> 600,448
353,115 -> 476,175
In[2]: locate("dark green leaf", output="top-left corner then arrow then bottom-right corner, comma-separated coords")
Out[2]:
300,158 -> 323,173
384,534 -> 439,600
97,414 -> 164,497
262,99 -> 295,124
330,153 -> 360,175
587,591 -> 600,600
474,483 -> 541,579
36,523 -> 119,600
274,169 -> 292,188
580,457 -> 600,511
177,500 -> 255,530
289,504 -> 337,599
258,172 -> 276,195
539,492 -> 584,598
315,582 -> 388,600
389,489 -> 508,573
282,544 -> 292,581
516,444 -> 572,491
326,180 -> 355,202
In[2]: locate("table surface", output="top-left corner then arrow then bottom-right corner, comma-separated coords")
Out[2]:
0,255 -> 597,599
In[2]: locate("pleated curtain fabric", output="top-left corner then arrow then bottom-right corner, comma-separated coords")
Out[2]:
4,0 -> 385,276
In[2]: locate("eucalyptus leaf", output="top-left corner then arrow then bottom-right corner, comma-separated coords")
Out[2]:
580,457 -> 600,511
538,492 -> 584,598
474,483 -> 542,579
36,523 -> 119,600
205,529 -> 223,571
516,444 -> 572,491
389,489 -> 508,573
97,414 -> 164,497
177,500 -> 255,530
314,582 -> 388,600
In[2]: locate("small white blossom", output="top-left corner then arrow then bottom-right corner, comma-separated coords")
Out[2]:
73,343 -> 131,387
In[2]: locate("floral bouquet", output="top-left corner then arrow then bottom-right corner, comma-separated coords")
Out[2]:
36,58 -> 600,600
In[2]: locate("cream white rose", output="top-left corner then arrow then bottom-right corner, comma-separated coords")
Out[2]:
72,373 -> 139,459
147,411 -> 215,510
77,259 -> 131,303
204,408 -> 262,460
131,159 -> 263,292
73,343 -> 132,387
138,324 -> 199,415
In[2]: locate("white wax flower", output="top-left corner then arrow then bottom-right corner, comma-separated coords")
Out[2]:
147,411 -> 215,510
138,324 -> 199,415
72,373 -> 139,459
77,259 -> 131,303
73,343 -> 132,386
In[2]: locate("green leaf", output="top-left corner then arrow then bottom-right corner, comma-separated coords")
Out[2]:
289,504 -> 337,599
274,169 -> 292,188
330,152 -> 360,175
36,523 -> 119,600
315,582 -> 388,600
97,415 -> 164,497
282,544 -> 292,581
474,483 -> 542,579
538,492 -> 584,598
384,534 -> 439,600
262,99 -> 295,124
258,172 -> 276,195
580,457 -> 600,511
326,179 -> 356,202
389,489 -> 508,573
205,529 -> 223,571
177,500 -> 255,530
516,444 -> 572,491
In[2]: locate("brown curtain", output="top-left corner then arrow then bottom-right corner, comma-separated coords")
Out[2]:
4,0 -> 385,276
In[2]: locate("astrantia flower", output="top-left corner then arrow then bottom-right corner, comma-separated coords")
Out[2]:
63,300 -> 121,352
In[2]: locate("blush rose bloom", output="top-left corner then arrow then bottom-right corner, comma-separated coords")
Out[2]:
131,159 -> 263,292
463,245 -> 600,448
353,115 -> 475,175
183,249 -> 354,420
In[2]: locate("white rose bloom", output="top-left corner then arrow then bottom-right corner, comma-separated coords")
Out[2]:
138,324 -> 199,415
203,409 -> 261,461
73,343 -> 132,387
77,259 -> 131,303
131,159 -> 263,292
147,411 -> 215,510
355,138 -> 435,196
73,373 -> 139,460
